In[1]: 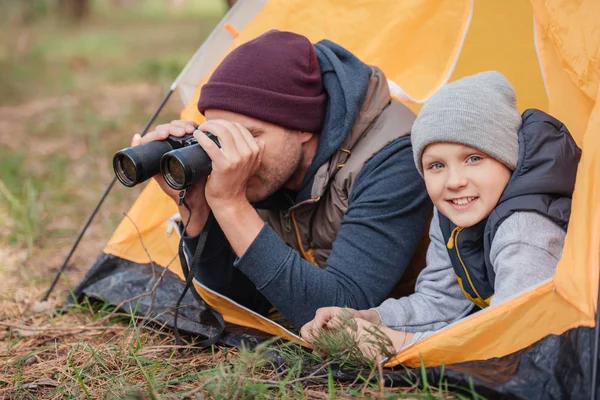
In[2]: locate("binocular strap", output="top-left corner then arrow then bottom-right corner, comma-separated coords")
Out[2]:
173,205 -> 226,348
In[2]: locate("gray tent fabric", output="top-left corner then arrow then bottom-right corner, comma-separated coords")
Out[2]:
70,253 -> 269,348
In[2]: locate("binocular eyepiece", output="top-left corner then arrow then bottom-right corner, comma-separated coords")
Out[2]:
113,132 -> 219,190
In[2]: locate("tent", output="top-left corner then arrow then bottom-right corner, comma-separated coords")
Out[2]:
72,0 -> 600,398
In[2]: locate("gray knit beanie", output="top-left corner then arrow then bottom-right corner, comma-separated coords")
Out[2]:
411,71 -> 522,176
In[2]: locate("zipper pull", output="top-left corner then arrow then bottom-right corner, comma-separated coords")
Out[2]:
446,233 -> 455,249
446,226 -> 463,249
283,212 -> 292,233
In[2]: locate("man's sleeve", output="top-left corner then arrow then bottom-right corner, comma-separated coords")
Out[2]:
373,209 -> 475,332
183,223 -> 272,315
234,137 -> 434,328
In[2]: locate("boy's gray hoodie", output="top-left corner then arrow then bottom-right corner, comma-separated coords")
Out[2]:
375,208 -> 565,340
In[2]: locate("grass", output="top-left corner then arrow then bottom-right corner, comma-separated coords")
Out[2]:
0,1 -> 217,256
1,298 -> 468,399
0,2 -> 483,398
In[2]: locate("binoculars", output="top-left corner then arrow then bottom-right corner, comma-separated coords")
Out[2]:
113,131 -> 219,190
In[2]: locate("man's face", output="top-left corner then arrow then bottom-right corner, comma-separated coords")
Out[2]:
422,142 -> 512,228
204,109 -> 307,203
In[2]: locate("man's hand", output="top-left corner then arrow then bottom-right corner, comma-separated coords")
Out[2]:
175,118 -> 266,257
131,120 -> 210,236
193,119 -> 264,210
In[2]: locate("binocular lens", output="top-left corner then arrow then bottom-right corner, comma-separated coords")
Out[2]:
114,153 -> 141,187
160,143 -> 214,190
164,157 -> 186,188
113,140 -> 174,188
116,155 -> 137,185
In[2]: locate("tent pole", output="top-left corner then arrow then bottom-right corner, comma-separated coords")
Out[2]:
42,88 -> 175,302
592,285 -> 600,400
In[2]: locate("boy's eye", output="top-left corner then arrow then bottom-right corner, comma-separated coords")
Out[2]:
467,155 -> 482,163
428,162 -> 444,170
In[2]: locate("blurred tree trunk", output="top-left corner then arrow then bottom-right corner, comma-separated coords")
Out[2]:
14,0 -> 50,24
111,0 -> 140,9
58,0 -> 91,21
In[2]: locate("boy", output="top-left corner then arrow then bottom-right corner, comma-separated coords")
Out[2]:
300,71 -> 581,355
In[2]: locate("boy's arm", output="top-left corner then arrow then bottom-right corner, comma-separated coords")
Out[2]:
373,209 -> 475,333
489,211 -> 565,306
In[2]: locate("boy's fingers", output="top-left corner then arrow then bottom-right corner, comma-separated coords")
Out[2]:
300,321 -> 313,341
312,308 -> 331,329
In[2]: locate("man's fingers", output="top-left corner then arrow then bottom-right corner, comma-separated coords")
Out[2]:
140,129 -> 170,145
156,120 -> 196,131
151,120 -> 197,138
234,122 -> 261,154
194,129 -> 226,165
197,120 -> 262,174
176,120 -> 198,132
133,120 -> 198,147
131,133 -> 142,147
198,121 -> 236,159
255,139 -> 265,167
214,120 -> 251,157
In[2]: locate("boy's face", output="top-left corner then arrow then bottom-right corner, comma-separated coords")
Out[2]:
422,142 -> 512,228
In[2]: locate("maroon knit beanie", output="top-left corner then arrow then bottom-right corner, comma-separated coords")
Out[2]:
198,30 -> 327,133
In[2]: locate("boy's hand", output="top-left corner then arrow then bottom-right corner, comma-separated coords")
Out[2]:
301,307 -> 382,343
348,320 -> 414,362
300,307 -> 359,342
301,307 -> 347,343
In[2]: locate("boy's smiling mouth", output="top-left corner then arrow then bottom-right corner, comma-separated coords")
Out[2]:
447,196 -> 479,210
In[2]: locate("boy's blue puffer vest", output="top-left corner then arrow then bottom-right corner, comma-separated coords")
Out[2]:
439,109 -> 581,308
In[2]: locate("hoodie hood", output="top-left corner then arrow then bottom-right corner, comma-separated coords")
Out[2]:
254,40 -> 392,209
299,40 -> 372,190
496,109 -> 581,227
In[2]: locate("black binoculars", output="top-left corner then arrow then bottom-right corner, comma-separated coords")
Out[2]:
113,131 -> 219,190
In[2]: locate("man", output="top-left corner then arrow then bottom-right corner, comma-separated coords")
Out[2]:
134,30 -> 432,328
